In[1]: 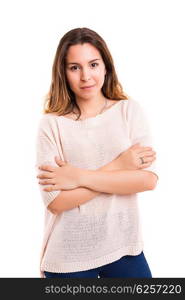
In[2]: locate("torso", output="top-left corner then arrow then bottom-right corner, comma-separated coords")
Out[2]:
40,98 -> 145,274
63,99 -> 120,121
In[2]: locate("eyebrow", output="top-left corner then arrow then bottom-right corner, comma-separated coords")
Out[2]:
67,59 -> 101,65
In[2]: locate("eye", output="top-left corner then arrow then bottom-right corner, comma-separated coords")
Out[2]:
70,65 -> 80,71
91,62 -> 99,68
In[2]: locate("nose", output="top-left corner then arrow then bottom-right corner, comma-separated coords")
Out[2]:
81,68 -> 91,81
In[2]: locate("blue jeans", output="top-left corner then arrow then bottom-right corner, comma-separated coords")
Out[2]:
44,251 -> 152,278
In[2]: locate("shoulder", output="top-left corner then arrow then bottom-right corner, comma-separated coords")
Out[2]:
107,99 -> 120,106
37,113 -> 59,133
119,97 -> 149,128
123,97 -> 141,109
105,99 -> 127,112
122,97 -> 145,116
39,112 -> 58,123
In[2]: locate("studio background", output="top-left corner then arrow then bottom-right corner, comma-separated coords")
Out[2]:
0,0 -> 184,277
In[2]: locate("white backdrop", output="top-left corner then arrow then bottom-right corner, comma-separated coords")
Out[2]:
0,0 -> 184,277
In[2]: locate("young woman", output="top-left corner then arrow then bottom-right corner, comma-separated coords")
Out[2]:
35,27 -> 158,278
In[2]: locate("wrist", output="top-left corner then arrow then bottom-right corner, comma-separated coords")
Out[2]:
78,169 -> 96,188
98,157 -> 122,172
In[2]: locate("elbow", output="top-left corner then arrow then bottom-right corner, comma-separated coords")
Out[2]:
48,206 -> 58,215
47,202 -> 61,215
148,172 -> 158,190
47,192 -> 64,215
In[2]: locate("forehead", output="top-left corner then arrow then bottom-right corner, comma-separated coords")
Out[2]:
66,43 -> 102,63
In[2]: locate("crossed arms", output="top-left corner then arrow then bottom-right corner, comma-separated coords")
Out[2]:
47,151 -> 158,215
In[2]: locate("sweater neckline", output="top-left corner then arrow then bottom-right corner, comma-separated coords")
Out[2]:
59,99 -> 125,124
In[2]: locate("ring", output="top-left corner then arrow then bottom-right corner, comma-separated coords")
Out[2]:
140,157 -> 145,164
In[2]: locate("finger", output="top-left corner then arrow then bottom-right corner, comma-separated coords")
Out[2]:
143,155 -> 156,162
138,156 -> 156,166
138,162 -> 152,169
136,147 -> 153,153
130,143 -> 140,148
43,186 -> 54,192
43,184 -> 58,192
55,156 -> 66,167
145,156 -> 156,162
39,179 -> 55,185
37,172 -> 54,179
140,150 -> 156,157
130,143 -> 151,151
38,165 -> 55,172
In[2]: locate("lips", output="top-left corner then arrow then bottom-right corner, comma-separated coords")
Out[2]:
80,85 -> 95,89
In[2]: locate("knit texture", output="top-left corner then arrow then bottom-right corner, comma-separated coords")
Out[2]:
35,98 -> 158,277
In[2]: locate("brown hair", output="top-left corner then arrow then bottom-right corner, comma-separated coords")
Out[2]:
43,27 -> 129,120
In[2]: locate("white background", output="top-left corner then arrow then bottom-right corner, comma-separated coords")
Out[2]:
0,0 -> 184,277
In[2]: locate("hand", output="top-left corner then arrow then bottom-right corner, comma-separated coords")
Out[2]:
37,157 -> 84,191
116,143 -> 156,170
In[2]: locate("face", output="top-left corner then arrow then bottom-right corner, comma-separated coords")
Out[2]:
65,43 -> 106,100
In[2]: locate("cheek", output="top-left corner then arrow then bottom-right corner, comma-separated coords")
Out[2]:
94,69 -> 105,85
66,73 -> 79,89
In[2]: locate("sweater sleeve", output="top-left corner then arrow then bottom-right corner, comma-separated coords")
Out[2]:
126,98 -> 159,179
35,115 -> 62,207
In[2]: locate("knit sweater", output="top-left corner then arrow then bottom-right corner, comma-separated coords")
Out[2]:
35,98 -> 158,278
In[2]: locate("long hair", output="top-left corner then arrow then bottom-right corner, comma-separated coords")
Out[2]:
43,27 -> 129,120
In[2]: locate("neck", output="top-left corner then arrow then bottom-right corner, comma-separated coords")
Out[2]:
74,95 -> 107,116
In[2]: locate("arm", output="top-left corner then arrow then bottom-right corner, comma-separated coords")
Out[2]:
48,145 -> 157,214
48,154 -> 121,214
79,169 -> 157,195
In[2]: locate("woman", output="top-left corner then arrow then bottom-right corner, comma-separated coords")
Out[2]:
35,27 -> 158,278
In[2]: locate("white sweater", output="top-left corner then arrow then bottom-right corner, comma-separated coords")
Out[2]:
35,98 -> 158,277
